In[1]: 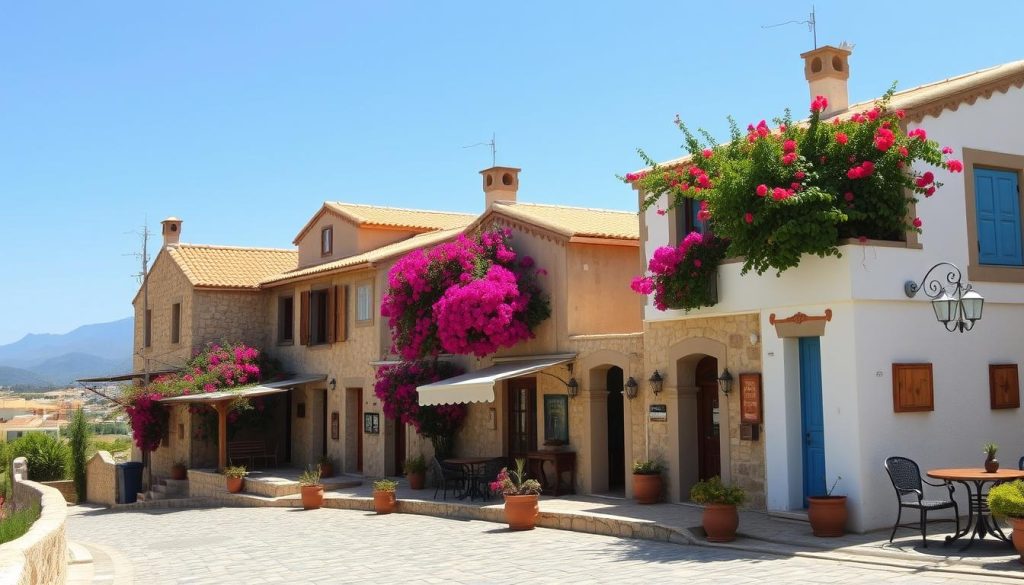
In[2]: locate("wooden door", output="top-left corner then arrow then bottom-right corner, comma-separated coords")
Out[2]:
695,356 -> 721,481
355,389 -> 363,473
506,378 -> 537,460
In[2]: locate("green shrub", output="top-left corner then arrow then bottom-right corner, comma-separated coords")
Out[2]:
10,433 -> 70,482
0,504 -> 40,544
68,408 -> 91,502
989,480 -> 1024,518
632,460 -> 663,475
89,437 -> 132,457
403,454 -> 426,474
690,476 -> 745,506
373,478 -> 398,492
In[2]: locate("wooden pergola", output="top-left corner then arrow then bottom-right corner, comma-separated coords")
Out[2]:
158,375 -> 325,470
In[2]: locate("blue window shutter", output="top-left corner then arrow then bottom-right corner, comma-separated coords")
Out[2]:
975,168 -> 1023,266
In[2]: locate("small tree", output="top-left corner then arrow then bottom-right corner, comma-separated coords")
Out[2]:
68,408 -> 91,502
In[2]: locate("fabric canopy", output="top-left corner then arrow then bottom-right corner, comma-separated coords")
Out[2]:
157,374 -> 327,404
417,356 -> 572,406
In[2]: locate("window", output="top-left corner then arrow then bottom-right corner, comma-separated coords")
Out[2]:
964,148 -> 1024,283
278,296 -> 294,343
356,283 -> 373,323
321,226 -> 333,256
670,197 -> 708,244
309,289 -> 329,344
144,309 -> 152,348
170,303 -> 181,344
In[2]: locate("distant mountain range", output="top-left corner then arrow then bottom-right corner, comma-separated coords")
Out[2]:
0,318 -> 133,388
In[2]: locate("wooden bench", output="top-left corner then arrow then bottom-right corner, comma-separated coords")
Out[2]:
227,440 -> 277,469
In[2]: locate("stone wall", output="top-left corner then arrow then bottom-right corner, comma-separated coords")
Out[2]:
192,289 -> 270,351
644,313 -> 766,509
86,451 -> 117,507
0,458 -> 68,585
133,251 -> 195,371
39,480 -> 76,505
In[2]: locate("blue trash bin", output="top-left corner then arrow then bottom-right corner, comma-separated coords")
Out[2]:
117,462 -> 145,504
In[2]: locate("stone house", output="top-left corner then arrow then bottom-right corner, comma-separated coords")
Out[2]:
635,47 -> 1024,530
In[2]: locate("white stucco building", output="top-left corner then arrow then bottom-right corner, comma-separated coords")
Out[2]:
637,46 -> 1024,531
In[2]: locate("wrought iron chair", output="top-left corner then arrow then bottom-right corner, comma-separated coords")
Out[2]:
884,456 -> 960,547
431,457 -> 466,501
475,457 -> 508,501
1018,456 -> 1023,471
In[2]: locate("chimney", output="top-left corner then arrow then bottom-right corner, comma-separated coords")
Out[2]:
800,44 -> 852,116
161,217 -> 183,247
480,166 -> 520,209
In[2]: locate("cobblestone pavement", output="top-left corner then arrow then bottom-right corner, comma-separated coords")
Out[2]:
66,506 -> 1023,585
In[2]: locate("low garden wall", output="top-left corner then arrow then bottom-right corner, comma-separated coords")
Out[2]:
86,451 -> 117,507
40,480 -> 77,505
0,457 -> 69,585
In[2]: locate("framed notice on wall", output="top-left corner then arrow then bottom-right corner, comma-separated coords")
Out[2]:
739,373 -> 762,424
331,412 -> 340,440
543,394 -> 569,443
363,412 -> 380,434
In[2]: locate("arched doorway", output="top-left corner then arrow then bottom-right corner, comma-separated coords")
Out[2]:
695,356 -> 720,480
606,366 -> 625,492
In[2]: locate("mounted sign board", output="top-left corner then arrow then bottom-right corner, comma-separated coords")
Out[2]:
649,404 -> 667,422
739,373 -> 763,424
363,412 -> 380,434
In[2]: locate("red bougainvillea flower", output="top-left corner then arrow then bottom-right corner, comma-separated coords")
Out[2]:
656,208 -> 667,216
925,186 -> 936,197
811,95 -> 829,113
835,132 -> 849,145
794,171 -> 806,180
782,152 -> 797,165
947,159 -> 964,173
942,146 -> 954,154
783,140 -> 797,153
744,212 -> 754,224
913,217 -> 923,228
844,192 -> 855,202
874,127 -> 895,151
896,109 -> 906,119
772,187 -> 789,201
907,128 -> 927,141
702,148 -> 713,158
756,184 -> 768,197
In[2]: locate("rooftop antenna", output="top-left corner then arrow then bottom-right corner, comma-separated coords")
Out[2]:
762,5 -> 817,49
463,132 -> 497,167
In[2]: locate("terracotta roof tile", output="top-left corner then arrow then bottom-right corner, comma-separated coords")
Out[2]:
168,244 -> 298,289
491,202 -> 638,240
325,202 -> 475,230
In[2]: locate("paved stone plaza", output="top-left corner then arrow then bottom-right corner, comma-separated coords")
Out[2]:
65,506 -> 1023,584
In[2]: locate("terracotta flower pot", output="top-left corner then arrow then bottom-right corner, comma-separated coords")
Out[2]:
407,471 -> 426,490
632,473 -> 663,504
807,495 -> 848,537
374,490 -> 397,514
1011,517 -> 1024,565
320,462 -> 334,479
301,485 -> 324,510
226,477 -> 244,493
171,464 -> 187,481
702,503 -> 739,542
504,494 -> 539,530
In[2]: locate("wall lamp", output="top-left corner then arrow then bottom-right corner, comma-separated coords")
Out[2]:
648,370 -> 664,395
539,362 -> 579,398
904,261 -> 984,332
328,378 -> 336,391
717,368 -> 733,396
624,377 -> 639,400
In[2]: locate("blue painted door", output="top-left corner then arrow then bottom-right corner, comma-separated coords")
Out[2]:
799,337 -> 826,505
975,168 -> 1023,266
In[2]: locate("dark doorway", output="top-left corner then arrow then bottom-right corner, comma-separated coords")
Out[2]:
506,377 -> 537,460
696,356 -> 721,480
606,367 -> 625,490
284,391 -> 293,463
394,419 -> 406,477
321,389 -> 328,457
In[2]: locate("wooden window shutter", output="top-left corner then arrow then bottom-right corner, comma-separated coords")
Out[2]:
326,286 -> 337,344
989,364 -> 1020,409
335,285 -> 347,342
299,290 -> 310,346
892,363 -> 934,412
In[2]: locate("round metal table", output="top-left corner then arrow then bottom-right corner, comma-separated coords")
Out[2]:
926,467 -> 1024,549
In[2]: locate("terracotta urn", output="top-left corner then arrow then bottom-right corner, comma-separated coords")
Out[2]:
807,495 -> 848,537
702,504 -> 739,542
1012,517 -> 1024,565
301,485 -> 324,510
632,474 -> 663,505
503,494 -> 540,530
373,490 -> 397,514
225,477 -> 244,493
407,471 -> 426,490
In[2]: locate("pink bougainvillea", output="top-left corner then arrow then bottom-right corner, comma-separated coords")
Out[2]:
373,360 -> 467,457
381,228 -> 551,360
631,231 -> 729,311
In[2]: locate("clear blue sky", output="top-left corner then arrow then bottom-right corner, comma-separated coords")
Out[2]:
1,1 -> 1020,345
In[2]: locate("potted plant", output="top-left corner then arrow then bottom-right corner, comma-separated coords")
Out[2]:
490,458 -> 542,530
373,478 -> 398,514
299,465 -> 324,510
404,454 -> 427,490
988,479 -> 1024,563
984,442 -> 1000,473
632,460 -> 664,504
170,460 -> 187,481
690,476 -> 745,542
807,476 -> 847,537
223,464 -> 247,493
319,455 -> 335,479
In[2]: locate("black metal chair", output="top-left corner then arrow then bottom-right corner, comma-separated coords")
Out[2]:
884,456 -> 960,547
475,457 -> 508,501
1018,456 -> 1023,471
432,457 -> 466,501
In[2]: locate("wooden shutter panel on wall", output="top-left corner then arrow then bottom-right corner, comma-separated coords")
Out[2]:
326,286 -> 337,344
335,285 -> 347,342
299,290 -> 310,346
892,363 -> 934,412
